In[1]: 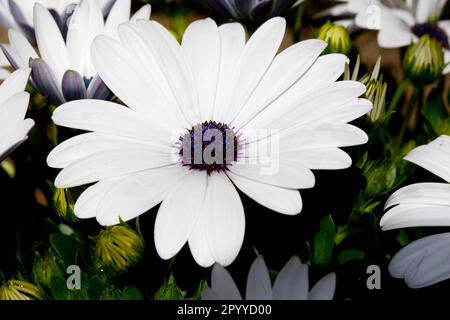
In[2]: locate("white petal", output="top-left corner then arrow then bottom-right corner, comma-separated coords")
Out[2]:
54,148 -> 173,188
223,17 -> 286,124
130,4 -> 151,22
66,0 -> 104,77
0,68 -> 30,104
247,81 -> 367,131
273,256 -> 309,300
210,264 -> 242,300
227,171 -> 302,215
91,34 -> 179,125
213,22 -> 246,122
34,3 -> 69,86
404,136 -> 450,182
204,173 -> 245,266
8,29 -> 39,68
282,148 -> 353,170
381,204 -> 450,230
52,99 -> 171,144
134,20 -> 200,124
389,233 -> 450,288
116,23 -> 187,127
182,18 -> 220,121
74,177 -> 124,219
309,273 -> 336,300
47,132 -> 172,169
245,256 -> 273,300
154,172 -> 208,260
233,39 -> 327,128
189,214 -> 216,268
104,0 -> 131,40
96,166 -> 185,226
377,11 -> 414,48
385,182 -> 450,209
229,161 -> 315,189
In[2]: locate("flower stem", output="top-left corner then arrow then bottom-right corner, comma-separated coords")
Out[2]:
387,78 -> 410,115
293,1 -> 308,42
396,86 -> 421,149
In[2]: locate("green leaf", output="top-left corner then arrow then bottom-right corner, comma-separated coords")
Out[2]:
49,233 -> 81,266
49,275 -> 69,300
337,249 -> 365,265
121,287 -> 143,300
422,92 -> 450,137
192,279 -> 208,300
312,215 -> 336,266
154,273 -> 186,300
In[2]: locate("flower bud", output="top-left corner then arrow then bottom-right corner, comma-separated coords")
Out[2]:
0,279 -> 42,300
403,35 -> 445,86
95,224 -> 144,273
32,250 -> 63,289
317,21 -> 352,55
51,185 -> 78,223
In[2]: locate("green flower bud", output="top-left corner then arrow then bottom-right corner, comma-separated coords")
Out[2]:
32,250 -> 63,289
96,224 -> 144,273
0,279 -> 42,300
51,185 -> 78,223
345,55 -> 388,123
403,35 -> 445,86
317,21 -> 352,55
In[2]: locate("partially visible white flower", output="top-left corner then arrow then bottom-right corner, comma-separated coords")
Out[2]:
2,0 -> 151,105
381,135 -> 450,288
319,0 -> 450,74
202,256 -> 336,300
0,68 -> 34,161
0,0 -> 115,40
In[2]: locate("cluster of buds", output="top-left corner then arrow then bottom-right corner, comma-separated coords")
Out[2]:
345,56 -> 387,124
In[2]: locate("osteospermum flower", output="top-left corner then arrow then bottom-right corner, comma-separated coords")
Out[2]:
381,135 -> 450,288
322,0 -> 450,74
208,0 -> 305,21
202,256 -> 336,300
0,69 -> 34,162
2,0 -> 151,106
48,17 -> 372,267
0,0 -> 115,40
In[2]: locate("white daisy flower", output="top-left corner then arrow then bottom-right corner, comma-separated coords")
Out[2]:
381,135 -> 450,288
321,0 -> 450,74
202,256 -> 336,300
0,0 -> 115,40
0,68 -> 34,161
48,17 -> 371,267
2,0 -> 151,105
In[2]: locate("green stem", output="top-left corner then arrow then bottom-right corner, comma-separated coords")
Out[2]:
396,86 -> 421,149
387,78 -> 410,114
293,1 -> 307,42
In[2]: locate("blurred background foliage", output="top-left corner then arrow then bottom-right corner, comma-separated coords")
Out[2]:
0,0 -> 449,300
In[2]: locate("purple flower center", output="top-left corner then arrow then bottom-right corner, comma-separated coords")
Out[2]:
179,121 -> 239,174
412,23 -> 450,49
